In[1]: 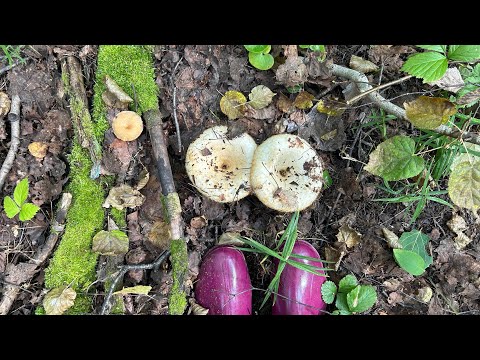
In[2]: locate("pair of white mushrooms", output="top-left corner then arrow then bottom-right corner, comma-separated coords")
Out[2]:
185,126 -> 324,212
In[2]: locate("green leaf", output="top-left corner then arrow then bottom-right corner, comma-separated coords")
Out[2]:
401,52 -> 448,82
393,249 -> 426,276
92,229 -> 129,256
248,52 -> 274,71
19,203 -> 40,222
113,285 -> 152,295
321,281 -> 337,304
346,285 -> 377,313
398,230 -> 432,267
417,45 -> 446,53
335,292 -> 349,312
364,135 -> 425,181
244,45 -> 270,54
448,151 -> 480,211
14,178 -> 29,206
332,309 -> 352,315
338,274 -> 358,293
448,45 -> 480,61
404,96 -> 457,130
3,196 -> 20,218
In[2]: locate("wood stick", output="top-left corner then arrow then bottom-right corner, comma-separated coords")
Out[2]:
0,95 -> 20,191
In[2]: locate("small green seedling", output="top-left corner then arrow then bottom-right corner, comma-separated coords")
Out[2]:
392,230 -> 432,276
0,45 -> 26,66
3,178 -> 40,221
244,45 -> 274,71
299,45 -> 326,61
401,45 -> 480,82
321,274 -> 377,315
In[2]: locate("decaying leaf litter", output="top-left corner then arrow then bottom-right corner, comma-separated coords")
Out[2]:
0,45 -> 479,315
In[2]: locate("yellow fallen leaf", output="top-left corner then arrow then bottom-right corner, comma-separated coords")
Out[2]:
293,91 -> 314,109
404,96 -> 457,130
28,142 -> 49,159
220,90 -> 246,120
316,99 -> 346,116
113,285 -> 152,296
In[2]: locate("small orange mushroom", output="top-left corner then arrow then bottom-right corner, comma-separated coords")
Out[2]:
112,111 -> 143,141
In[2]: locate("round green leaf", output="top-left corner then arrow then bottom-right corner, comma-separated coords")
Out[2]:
364,135 -> 425,181
244,45 -> 270,54
393,248 -> 426,276
398,230 -> 432,268
248,52 -> 274,71
321,280 -> 337,304
401,52 -> 448,82
346,285 -> 377,313
338,274 -> 358,293
448,152 -> 480,211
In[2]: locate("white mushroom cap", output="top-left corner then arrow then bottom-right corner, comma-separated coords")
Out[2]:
251,134 -> 323,212
185,126 -> 257,203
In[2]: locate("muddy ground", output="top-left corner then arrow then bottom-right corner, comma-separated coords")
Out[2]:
0,45 -> 479,315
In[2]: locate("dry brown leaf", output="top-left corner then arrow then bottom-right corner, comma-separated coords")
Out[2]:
381,227 -> 402,249
457,87 -> 480,105
92,230 -> 129,256
429,67 -> 464,93
293,91 -> 314,109
102,75 -> 133,109
135,169 -> 150,191
0,92 -> 11,117
103,184 -> 145,210
277,94 -> 295,114
349,55 -> 379,73
43,286 -> 77,315
447,213 -> 472,250
190,216 -> 207,229
147,220 -> 171,250
324,242 -> 347,271
404,96 -> 457,130
336,223 -> 361,248
28,142 -> 49,159
220,90 -> 246,120
416,286 -> 433,303
276,56 -> 307,87
113,285 -> 152,296
189,298 -> 209,315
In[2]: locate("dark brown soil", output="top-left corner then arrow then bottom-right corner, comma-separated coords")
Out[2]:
1,45 -> 478,315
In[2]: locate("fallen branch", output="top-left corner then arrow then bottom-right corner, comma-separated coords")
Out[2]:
0,94 -> 20,191
171,56 -> 184,154
61,56 -> 102,179
100,250 -> 170,315
328,63 -> 480,146
144,108 -> 188,315
0,193 -> 72,315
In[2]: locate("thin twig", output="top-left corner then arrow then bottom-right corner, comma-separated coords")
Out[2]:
171,56 -> 184,154
0,94 -> 20,191
99,250 -> 170,315
328,63 -> 480,146
0,62 -> 18,76
346,75 -> 413,105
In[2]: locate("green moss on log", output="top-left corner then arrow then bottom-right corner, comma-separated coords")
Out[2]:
169,238 -> 188,315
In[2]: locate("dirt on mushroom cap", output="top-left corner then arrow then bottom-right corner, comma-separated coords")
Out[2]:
250,134 -> 323,212
185,126 -> 257,203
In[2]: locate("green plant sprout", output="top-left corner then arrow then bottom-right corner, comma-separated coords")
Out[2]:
299,45 -> 326,61
0,45 -> 26,66
321,274 -> 377,315
238,211 -> 331,308
3,178 -> 40,221
401,45 -> 480,82
244,45 -> 274,71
